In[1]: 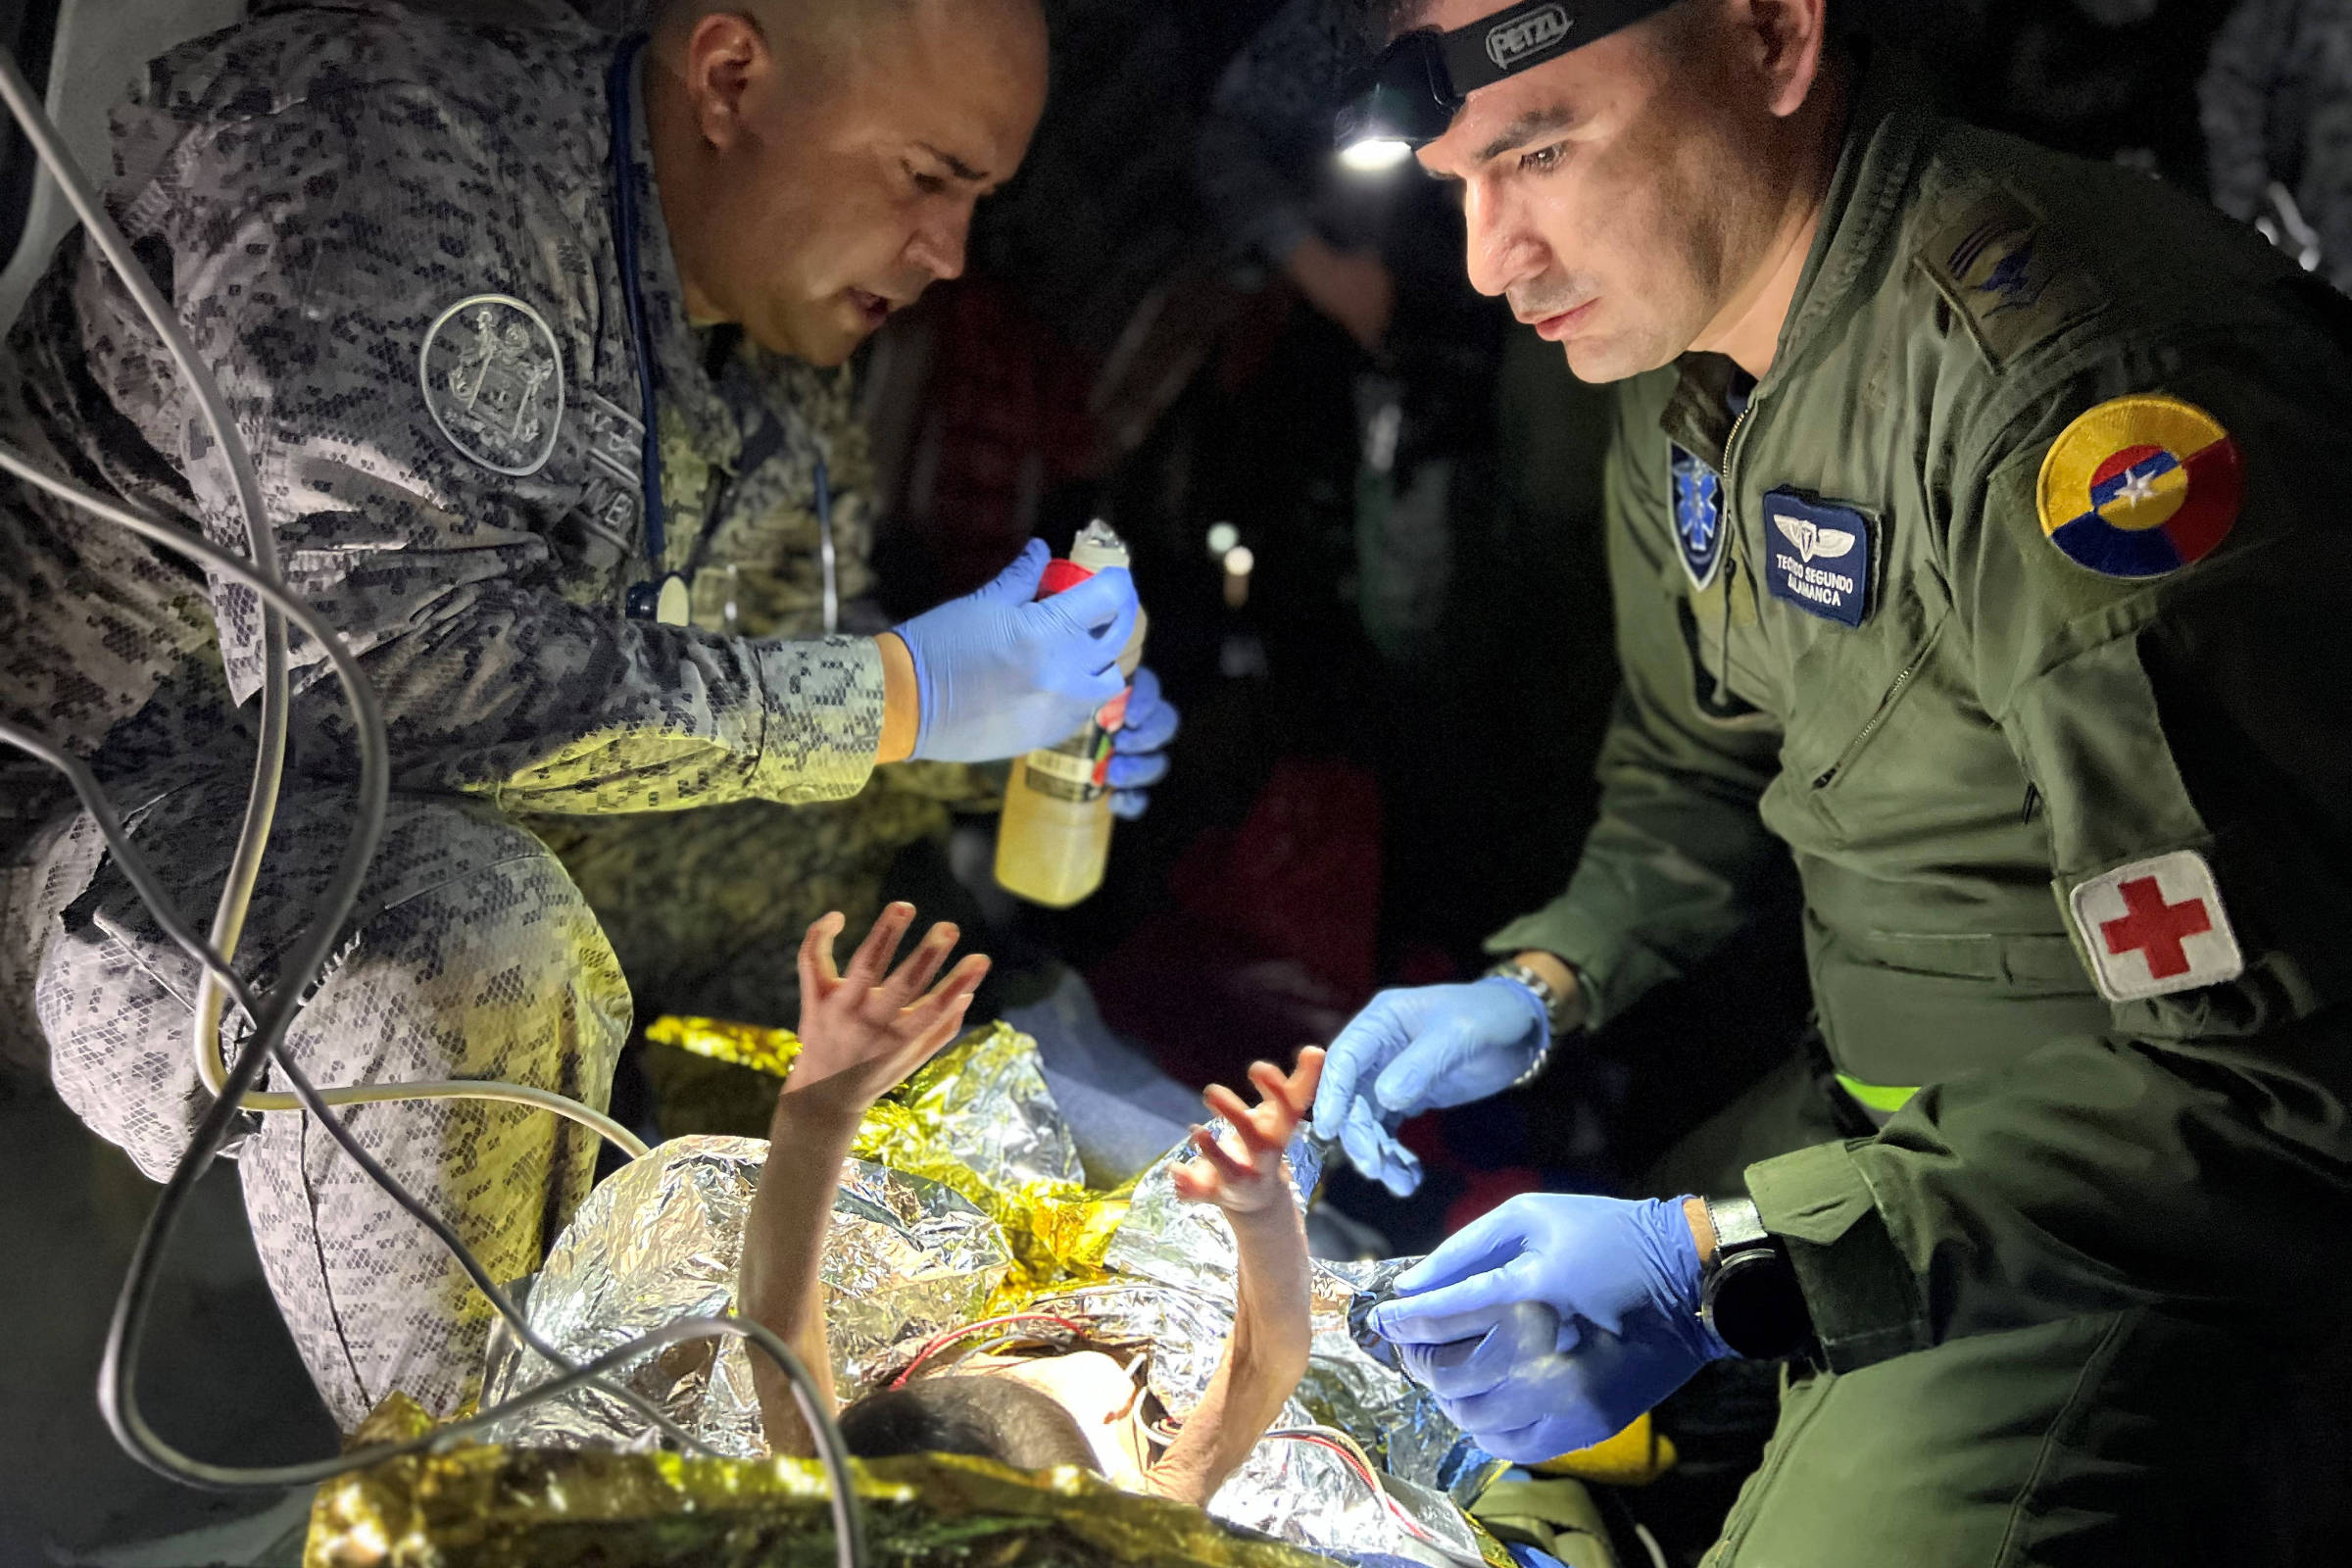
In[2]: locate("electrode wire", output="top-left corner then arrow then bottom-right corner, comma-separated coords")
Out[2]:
0,47 -> 863,1567
0,49 -> 293,1138
0,435 -> 648,1155
0,718 -> 710,1457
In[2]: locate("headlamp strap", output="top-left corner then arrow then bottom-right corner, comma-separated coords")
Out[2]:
1435,0 -> 1682,102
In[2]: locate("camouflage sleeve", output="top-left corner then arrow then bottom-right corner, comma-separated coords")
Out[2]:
866,760 -> 1006,809
115,83 -> 881,814
1747,307 -> 2352,1367
1481,379 -> 1786,1031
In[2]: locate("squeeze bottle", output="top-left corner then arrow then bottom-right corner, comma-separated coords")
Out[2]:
994,521 -> 1148,906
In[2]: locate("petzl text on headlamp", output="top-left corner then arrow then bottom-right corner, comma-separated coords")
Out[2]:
1335,0 -> 1683,164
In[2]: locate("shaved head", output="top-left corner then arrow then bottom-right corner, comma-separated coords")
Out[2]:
643,0 -> 1049,363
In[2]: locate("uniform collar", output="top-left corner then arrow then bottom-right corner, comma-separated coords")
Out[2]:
1660,46 -> 1936,458
1768,45 -> 1936,385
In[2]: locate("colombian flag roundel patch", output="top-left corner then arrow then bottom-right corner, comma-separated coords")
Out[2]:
2035,396 -> 2242,579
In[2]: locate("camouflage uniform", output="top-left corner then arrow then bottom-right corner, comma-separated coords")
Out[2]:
2202,0 -> 2352,291
0,1 -> 986,1427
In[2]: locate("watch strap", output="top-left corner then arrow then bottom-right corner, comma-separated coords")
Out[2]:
1703,1195 -> 1770,1261
1482,960 -> 1573,1089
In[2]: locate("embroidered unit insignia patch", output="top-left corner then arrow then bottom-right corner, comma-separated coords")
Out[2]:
1672,444 -> 1726,592
418,293 -> 564,476
2036,395 -> 2242,580
2067,850 -> 2244,1003
1761,488 -> 1873,627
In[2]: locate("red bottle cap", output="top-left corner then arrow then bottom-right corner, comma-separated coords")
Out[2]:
1037,559 -> 1097,599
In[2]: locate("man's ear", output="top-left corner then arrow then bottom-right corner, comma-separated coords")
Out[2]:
683,11 -> 770,152
1740,0 -> 1831,120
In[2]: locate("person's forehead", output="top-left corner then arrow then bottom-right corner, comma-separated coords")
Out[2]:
1415,33 -> 1637,172
846,3 -> 1044,168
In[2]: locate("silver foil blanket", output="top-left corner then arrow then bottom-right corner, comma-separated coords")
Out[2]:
481,1138 -> 1012,1456
479,1035 -> 1499,1564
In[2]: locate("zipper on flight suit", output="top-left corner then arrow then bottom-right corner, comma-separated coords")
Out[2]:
1713,402 -> 1757,710
1811,638 -> 1933,790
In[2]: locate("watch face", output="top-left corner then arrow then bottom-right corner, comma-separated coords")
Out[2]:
1705,1250 -> 1812,1361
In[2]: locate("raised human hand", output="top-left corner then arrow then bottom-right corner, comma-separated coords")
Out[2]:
787,902 -> 990,1120
1172,1048 -> 1325,1217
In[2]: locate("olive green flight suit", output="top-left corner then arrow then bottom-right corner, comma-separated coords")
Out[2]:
1486,63 -> 2352,1566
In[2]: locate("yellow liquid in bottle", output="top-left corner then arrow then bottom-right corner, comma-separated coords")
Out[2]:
994,522 -> 1144,907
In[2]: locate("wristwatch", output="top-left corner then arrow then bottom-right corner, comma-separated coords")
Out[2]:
1482,959 -> 1578,1089
1698,1196 -> 1813,1360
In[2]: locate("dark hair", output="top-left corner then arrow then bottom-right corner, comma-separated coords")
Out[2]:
837,1376 -> 1102,1474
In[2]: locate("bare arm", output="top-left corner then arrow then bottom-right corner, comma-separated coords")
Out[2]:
739,903 -> 988,1455
1144,1051 -> 1324,1506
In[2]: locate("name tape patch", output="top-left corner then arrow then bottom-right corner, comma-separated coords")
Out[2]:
2068,849 -> 2243,1004
1762,489 -> 1873,627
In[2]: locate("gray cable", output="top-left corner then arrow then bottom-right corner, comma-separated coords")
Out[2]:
0,49 -> 291,1128
0,718 -> 712,1459
0,42 -> 864,1566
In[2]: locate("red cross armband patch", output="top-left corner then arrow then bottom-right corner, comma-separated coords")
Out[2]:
2068,851 -> 2245,1004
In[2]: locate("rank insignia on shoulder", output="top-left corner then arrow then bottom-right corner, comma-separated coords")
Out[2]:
1762,489 -> 1873,627
2036,396 -> 2242,580
1672,444 -> 1726,592
2068,850 -> 2244,1004
1920,193 -> 2104,367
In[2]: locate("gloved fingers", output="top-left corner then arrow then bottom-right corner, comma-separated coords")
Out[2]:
1396,1197 -> 1544,1297
1380,1138 -> 1425,1198
1397,1334 -> 1502,1398
1379,1289 -> 1579,1355
1052,666 -> 1129,724
1114,668 -> 1179,752
1440,1353 -> 1610,1453
1369,1015 -> 1490,1119
1312,995 -> 1411,1138
1105,752 -> 1168,790
1039,566 -> 1139,650
1379,1255 -> 1551,1343
1338,1097 -> 1422,1197
1479,1418 -> 1604,1467
972,538 -> 1051,605
1394,1305 -> 1552,1397
1110,789 -> 1151,820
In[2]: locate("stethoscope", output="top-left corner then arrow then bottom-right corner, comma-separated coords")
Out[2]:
607,35 -> 837,634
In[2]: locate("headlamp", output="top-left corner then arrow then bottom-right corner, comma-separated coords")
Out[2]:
1335,0 -> 1683,163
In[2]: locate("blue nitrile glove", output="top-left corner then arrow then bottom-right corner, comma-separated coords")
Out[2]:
1309,978 -> 1550,1197
1369,1194 -> 1730,1461
1106,666 -> 1177,820
891,539 -> 1142,762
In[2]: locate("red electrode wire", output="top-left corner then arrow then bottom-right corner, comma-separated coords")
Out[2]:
886,1313 -> 1090,1390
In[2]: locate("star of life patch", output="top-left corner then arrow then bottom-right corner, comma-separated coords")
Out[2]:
418,293 -> 564,476
2068,850 -> 2244,1004
1672,444 -> 1726,592
1761,489 -> 1873,627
